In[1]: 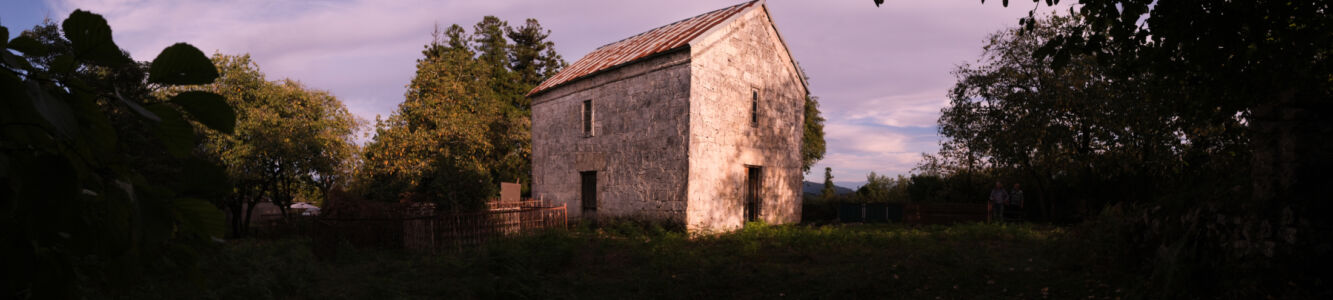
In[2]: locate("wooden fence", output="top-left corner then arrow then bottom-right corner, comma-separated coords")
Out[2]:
314,201 -> 566,255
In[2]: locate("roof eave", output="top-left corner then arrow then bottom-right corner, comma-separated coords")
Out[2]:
682,0 -> 809,95
757,2 -> 810,95
527,45 -> 693,101
527,0 -> 769,99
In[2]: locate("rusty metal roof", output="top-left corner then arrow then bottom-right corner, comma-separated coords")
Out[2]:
528,0 -> 760,97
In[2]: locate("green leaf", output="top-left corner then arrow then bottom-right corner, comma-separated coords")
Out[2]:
1052,48 -> 1071,70
26,79 -> 78,138
114,90 -> 162,122
1033,41 -> 1055,59
61,10 -> 130,67
146,104 -> 198,158
71,90 -> 118,160
7,35 -> 46,56
133,179 -> 175,245
103,180 -> 135,255
2,51 -> 31,71
61,10 -> 113,49
32,249 -> 75,299
0,153 -> 8,178
172,197 -> 225,238
16,154 -> 80,245
50,54 -> 76,73
170,91 -> 235,134
148,43 -> 219,85
177,158 -> 231,200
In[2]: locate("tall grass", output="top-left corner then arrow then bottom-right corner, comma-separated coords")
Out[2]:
132,222 -> 1134,299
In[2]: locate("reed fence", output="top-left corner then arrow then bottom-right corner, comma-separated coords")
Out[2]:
314,200 -> 566,255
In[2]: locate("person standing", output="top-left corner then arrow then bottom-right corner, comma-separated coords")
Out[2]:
1009,183 -> 1025,221
1009,183 -> 1024,208
989,182 -> 1008,222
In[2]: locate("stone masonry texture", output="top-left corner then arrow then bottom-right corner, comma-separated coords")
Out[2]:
530,3 -> 805,233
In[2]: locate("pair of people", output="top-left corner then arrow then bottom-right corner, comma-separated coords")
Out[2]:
989,182 -> 1023,221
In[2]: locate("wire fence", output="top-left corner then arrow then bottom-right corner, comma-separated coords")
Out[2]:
904,203 -> 990,224
313,200 -> 567,256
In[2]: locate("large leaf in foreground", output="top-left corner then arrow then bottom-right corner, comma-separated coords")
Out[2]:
171,91 -> 235,134
148,43 -> 218,85
26,80 -> 78,138
146,104 -> 197,157
172,197 -> 225,238
61,9 -> 130,67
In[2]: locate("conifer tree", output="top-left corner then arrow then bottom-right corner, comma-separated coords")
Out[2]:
362,16 -> 566,208
822,167 -> 836,201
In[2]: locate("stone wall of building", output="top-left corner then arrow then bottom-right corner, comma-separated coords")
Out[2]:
530,50 -> 693,223
685,7 -> 806,232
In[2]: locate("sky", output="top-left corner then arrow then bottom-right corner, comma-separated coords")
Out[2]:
2,0 -> 1069,188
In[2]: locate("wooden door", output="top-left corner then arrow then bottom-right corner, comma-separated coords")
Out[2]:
580,171 -> 597,215
745,166 -> 762,222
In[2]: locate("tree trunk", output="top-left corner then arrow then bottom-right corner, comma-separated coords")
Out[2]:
227,200 -> 244,238
1020,158 -> 1050,221
1249,89 -> 1333,289
1249,91 -> 1330,204
1249,90 -> 1333,245
277,179 -> 289,219
242,198 -> 257,237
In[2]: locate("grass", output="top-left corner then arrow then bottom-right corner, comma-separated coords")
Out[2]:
138,222 -> 1137,299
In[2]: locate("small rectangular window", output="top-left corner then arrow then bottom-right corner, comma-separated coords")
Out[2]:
582,99 -> 593,136
750,90 -> 759,127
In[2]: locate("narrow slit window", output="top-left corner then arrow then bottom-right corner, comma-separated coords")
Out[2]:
582,99 -> 593,136
750,90 -> 759,127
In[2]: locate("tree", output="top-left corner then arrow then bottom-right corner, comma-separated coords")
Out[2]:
855,172 -> 896,203
507,19 -> 566,93
1014,2 -> 1326,295
166,54 -> 361,236
493,17 -> 565,192
1026,2 -> 1328,295
937,14 -> 1214,217
362,28 -> 503,210
801,94 -> 826,173
821,167 -> 836,201
361,17 -> 566,209
880,0 -> 1331,296
2,11 -> 231,296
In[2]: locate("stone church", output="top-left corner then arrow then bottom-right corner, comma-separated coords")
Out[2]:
529,0 -> 806,233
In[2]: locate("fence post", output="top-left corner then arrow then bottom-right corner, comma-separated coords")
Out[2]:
987,202 -> 992,222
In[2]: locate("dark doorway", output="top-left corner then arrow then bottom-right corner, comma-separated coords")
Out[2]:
745,166 -> 763,222
581,171 -> 597,215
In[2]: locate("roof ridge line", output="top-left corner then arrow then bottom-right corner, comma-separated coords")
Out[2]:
590,0 -> 757,51
528,0 -> 760,97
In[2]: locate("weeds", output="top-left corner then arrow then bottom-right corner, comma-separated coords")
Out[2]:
132,222 -> 1135,299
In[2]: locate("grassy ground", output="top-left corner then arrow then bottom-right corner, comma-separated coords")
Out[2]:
141,222 -> 1138,299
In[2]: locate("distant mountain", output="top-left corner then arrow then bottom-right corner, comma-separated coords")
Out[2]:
837,181 -> 867,190
802,181 -> 854,196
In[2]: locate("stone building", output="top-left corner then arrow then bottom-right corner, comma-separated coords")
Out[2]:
529,0 -> 807,233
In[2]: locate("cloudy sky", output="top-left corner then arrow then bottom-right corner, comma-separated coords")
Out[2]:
2,0 -> 1067,188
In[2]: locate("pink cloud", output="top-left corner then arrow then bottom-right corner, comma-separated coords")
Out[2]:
41,0 -> 1072,183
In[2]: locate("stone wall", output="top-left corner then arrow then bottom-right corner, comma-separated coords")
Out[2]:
531,4 -> 807,233
530,50 -> 693,223
685,7 -> 805,232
